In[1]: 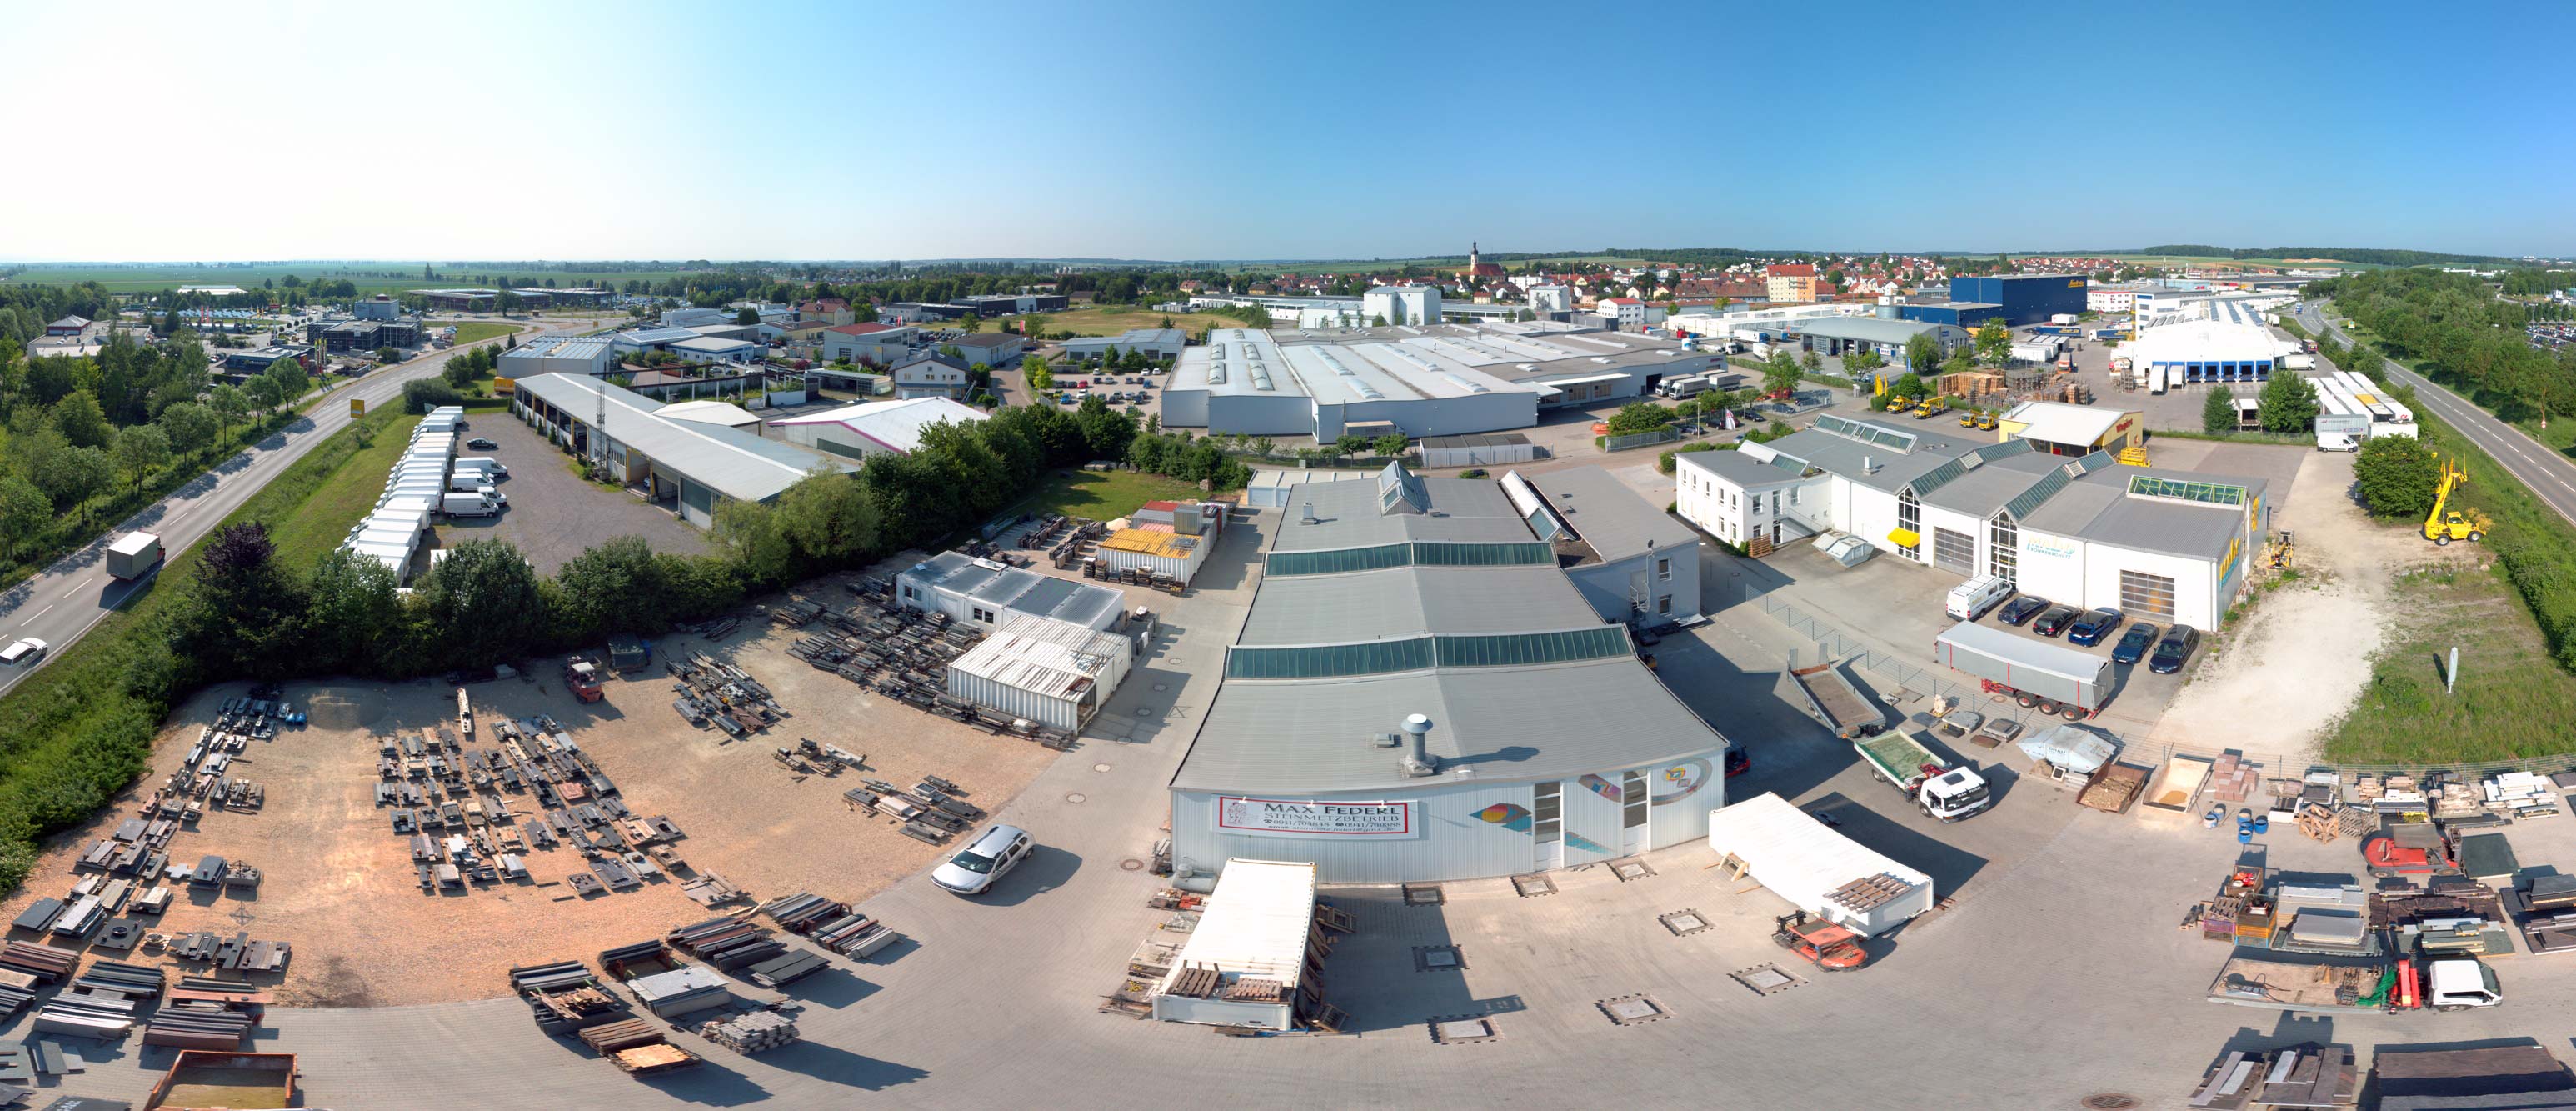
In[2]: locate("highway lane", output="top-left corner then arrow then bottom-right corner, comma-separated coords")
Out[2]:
2295,300 -> 2576,527
0,319 -> 589,698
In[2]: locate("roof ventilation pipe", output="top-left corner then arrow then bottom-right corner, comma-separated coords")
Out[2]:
1300,502 -> 1317,525
1863,455 -> 1875,474
1399,713 -> 1439,778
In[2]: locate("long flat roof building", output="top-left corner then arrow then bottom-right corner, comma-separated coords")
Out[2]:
512,373 -> 850,527
1169,463 -> 1729,885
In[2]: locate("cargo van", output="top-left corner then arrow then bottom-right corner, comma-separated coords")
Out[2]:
1945,573 -> 2013,621
454,457 -> 508,478
446,477 -> 507,504
442,493 -> 500,518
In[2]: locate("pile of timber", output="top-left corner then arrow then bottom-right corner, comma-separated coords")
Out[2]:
699,1010 -> 800,1054
771,599 -> 826,627
667,916 -> 786,971
577,1019 -> 702,1076
511,960 -> 632,1033
761,892 -> 902,959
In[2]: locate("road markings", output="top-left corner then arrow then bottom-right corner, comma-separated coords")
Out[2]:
18,604 -> 52,628
61,577 -> 96,599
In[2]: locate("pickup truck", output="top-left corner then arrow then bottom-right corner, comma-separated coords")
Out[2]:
1854,730 -> 1992,822
2209,956 -> 2500,1013
1776,653 -> 1883,739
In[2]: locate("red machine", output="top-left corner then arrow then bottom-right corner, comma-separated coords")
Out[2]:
2362,833 -> 2458,879
1772,913 -> 1868,971
563,657 -> 604,703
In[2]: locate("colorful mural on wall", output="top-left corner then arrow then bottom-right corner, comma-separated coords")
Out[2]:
1563,831 -> 1612,856
1577,774 -> 1621,803
1473,803 -> 1532,833
1650,759 -> 1713,806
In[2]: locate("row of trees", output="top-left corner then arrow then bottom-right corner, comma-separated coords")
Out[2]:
176,394 -> 1241,685
2311,270 -> 2576,430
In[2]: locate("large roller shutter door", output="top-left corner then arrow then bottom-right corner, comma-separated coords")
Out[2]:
2119,569 -> 2178,620
1931,528 -> 1975,574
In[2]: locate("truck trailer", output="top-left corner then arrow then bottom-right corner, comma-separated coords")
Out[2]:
1776,652 -> 1883,739
2208,956 -> 2500,1013
106,532 -> 164,580
1932,621 -> 2111,719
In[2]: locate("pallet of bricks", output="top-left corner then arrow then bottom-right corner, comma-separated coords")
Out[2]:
146,977 -> 269,1049
699,1010 -> 800,1054
2206,753 -> 2262,808
32,958 -> 162,1040
762,892 -> 903,962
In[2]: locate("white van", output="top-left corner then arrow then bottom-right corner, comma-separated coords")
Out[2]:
1945,573 -> 2013,622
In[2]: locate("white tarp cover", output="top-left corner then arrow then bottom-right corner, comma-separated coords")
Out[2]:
2017,724 -> 2119,776
1705,792 -> 1932,936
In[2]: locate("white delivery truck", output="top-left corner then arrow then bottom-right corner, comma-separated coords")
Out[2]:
1660,375 -> 1711,399
454,457 -> 509,478
106,533 -> 165,580
446,477 -> 507,505
442,492 -> 501,518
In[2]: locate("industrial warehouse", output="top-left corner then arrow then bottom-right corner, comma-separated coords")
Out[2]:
1166,463 -> 1730,884
511,373 -> 852,527
1676,413 -> 2266,629
1161,324 -> 1723,441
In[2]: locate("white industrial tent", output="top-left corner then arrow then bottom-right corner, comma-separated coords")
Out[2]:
1705,793 -> 1933,937
1151,859 -> 1315,1030
944,614 -> 1132,730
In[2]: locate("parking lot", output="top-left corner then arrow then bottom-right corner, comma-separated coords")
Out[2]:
432,409 -> 711,574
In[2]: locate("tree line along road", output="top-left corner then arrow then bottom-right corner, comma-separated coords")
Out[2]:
0,323 -> 582,699
2297,301 -> 2576,528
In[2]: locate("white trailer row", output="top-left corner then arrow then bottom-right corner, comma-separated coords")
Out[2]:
337,406 -> 477,583
2307,368 -> 2414,450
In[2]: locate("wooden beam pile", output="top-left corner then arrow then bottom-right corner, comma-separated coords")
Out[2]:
577,1020 -> 703,1076
761,892 -> 902,959
699,1010 -> 800,1054
510,960 -> 632,1033
667,916 -> 785,971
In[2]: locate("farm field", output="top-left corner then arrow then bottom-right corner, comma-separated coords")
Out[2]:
1,263 -> 690,295
444,322 -> 522,344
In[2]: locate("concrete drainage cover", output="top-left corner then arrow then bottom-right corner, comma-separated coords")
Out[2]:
1597,995 -> 1670,1026
1133,707 -> 1156,718
1730,964 -> 1805,997
1402,883 -> 1445,907
1510,873 -> 1556,898
1430,1017 -> 1496,1045
1658,909 -> 1710,937
1065,793 -> 1086,804
1151,683 -> 1169,693
1412,945 -> 1465,972
1118,858 -> 1144,872
1609,860 -> 1655,883
1092,763 -> 1111,773
2080,1098 -> 2139,1111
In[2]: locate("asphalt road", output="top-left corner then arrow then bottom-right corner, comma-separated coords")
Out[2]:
2295,300 -> 2576,526
0,321 -> 584,697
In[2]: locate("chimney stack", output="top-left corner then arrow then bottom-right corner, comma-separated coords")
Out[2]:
1399,714 -> 1438,778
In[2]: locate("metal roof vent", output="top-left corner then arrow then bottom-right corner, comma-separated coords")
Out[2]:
1398,713 -> 1438,778
1300,501 -> 1317,525
1373,732 -> 1403,748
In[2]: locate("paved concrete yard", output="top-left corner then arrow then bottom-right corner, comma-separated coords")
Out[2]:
432,411 -> 711,575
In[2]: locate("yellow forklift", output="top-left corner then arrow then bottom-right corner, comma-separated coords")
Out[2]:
2424,455 -> 2489,546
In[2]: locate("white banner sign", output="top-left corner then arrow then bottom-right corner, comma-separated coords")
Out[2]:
1214,796 -> 1419,840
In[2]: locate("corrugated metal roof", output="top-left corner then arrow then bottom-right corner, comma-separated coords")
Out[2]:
949,614 -> 1126,701
1270,473 -> 1533,553
1101,528 -> 1199,559
1156,859 -> 1313,993
503,335 -> 612,363
1238,566 -> 1598,644
769,397 -> 986,456
514,373 -> 850,503
906,552 -> 1125,628
1520,467 -> 1698,563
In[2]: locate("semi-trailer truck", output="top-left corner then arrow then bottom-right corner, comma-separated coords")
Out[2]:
1932,621 -> 2111,719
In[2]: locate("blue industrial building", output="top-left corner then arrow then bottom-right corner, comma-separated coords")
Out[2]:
1899,301 -> 2005,328
1947,274 -> 2089,327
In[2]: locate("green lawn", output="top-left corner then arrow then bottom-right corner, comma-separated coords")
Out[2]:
262,413 -> 422,568
1004,469 -> 1211,523
446,322 -> 522,344
2324,564 -> 2576,763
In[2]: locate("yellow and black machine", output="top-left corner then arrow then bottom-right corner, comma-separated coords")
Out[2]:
2424,455 -> 2489,546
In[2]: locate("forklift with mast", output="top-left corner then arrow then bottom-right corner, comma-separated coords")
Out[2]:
2424,454 -> 2489,547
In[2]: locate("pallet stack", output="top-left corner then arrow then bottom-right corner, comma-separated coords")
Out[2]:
2208,753 -> 2262,805
511,960 -> 632,1033
577,1019 -> 702,1076
667,916 -> 786,972
699,1010 -> 800,1053
761,892 -> 903,959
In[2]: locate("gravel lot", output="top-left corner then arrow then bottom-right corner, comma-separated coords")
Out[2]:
431,410 -> 711,574
0,573 -> 1068,1006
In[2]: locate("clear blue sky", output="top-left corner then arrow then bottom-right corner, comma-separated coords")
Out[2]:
2,0 -> 2568,261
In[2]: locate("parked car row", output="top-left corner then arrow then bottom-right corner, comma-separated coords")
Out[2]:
1946,573 -> 2200,673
